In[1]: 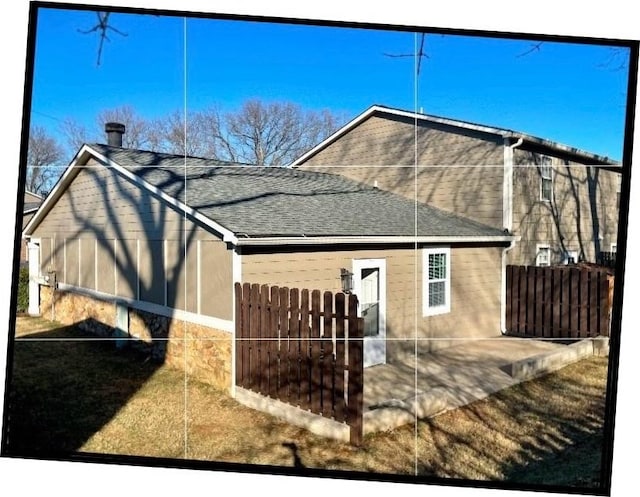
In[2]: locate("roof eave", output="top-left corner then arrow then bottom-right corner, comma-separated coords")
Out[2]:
23,144 -> 95,237
234,235 -> 516,247
23,144 -> 240,245
290,105 -> 618,167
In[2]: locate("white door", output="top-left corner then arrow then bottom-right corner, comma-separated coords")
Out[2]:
27,241 -> 40,316
352,259 -> 386,367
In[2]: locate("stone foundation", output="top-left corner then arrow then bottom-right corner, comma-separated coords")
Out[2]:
40,285 -> 232,392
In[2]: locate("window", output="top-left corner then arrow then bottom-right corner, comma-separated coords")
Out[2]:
540,156 -> 553,202
422,247 -> 451,316
617,174 -> 622,208
563,249 -> 578,265
611,243 -> 617,253
536,244 -> 551,267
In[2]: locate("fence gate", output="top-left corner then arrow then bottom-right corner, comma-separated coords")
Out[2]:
234,282 -> 364,444
505,265 -> 613,338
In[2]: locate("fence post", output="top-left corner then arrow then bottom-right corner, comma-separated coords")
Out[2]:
334,292 -> 346,423
347,294 -> 364,445
322,291 -> 334,418
505,265 -> 513,333
235,283 -> 243,387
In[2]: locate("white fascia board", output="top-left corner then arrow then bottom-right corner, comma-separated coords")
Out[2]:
88,147 -> 239,244
235,235 -> 516,247
289,106 -> 379,167
23,144 -> 239,244
23,145 -> 95,236
289,105 -> 512,167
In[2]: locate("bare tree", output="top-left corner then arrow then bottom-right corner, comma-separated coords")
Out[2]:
61,105 -> 153,153
148,109 -> 221,158
224,100 -> 342,166
96,105 -> 153,149
57,100 -> 343,166
60,117 -> 91,156
26,126 -> 64,195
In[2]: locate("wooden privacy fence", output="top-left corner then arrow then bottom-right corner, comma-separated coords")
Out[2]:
597,251 -> 617,269
234,282 -> 364,444
506,265 -> 613,338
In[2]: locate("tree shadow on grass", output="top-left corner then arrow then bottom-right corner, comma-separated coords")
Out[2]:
3,319 -> 161,457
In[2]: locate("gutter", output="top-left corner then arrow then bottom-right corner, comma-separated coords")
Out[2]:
234,235 -> 516,247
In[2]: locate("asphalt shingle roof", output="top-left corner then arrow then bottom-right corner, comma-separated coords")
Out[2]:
90,144 -> 508,239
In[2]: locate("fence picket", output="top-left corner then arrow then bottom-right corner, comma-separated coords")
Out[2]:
505,265 -> 612,340
526,268 -> 536,334
300,289 -> 311,410
569,268 -> 579,339
589,272 -> 598,337
310,290 -> 322,414
506,265 -> 514,332
269,286 -> 280,398
235,283 -> 363,445
235,283 -> 244,386
334,293 -> 346,422
249,284 -> 260,389
322,292 -> 334,418
289,288 -> 301,405
347,294 -> 364,445
278,287 -> 290,401
259,285 -> 270,395
561,269 -> 571,336
518,266 -> 527,334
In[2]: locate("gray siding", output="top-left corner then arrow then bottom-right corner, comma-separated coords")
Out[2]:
32,159 -> 234,321
298,113 -> 505,229
511,150 -> 620,265
242,244 -> 503,360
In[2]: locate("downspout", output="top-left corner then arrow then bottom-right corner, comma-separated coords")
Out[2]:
501,236 -> 519,334
503,136 -> 524,233
501,137 -> 523,334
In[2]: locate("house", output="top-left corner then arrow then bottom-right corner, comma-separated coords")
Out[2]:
20,190 -> 43,265
291,105 -> 622,267
22,123 -> 515,393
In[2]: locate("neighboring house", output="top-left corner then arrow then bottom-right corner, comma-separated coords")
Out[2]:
291,105 -> 622,267
22,125 -> 514,392
20,191 -> 44,265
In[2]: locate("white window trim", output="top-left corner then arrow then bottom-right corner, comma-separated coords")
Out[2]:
536,244 -> 551,267
422,246 -> 451,317
562,249 -> 578,265
611,243 -> 617,253
540,156 -> 553,202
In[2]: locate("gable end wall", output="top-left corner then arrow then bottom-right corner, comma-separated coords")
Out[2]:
298,113 -> 506,229
30,158 -> 234,321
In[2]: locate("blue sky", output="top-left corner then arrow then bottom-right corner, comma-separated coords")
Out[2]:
31,7 -> 631,161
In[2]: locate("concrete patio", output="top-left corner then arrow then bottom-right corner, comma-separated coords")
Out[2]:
236,335 -> 608,442
362,336 -> 609,435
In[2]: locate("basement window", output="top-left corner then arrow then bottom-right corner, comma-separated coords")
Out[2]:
536,244 -> 551,267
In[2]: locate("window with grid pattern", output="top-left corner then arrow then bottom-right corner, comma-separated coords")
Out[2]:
423,247 -> 451,316
536,245 -> 551,267
540,156 -> 553,202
